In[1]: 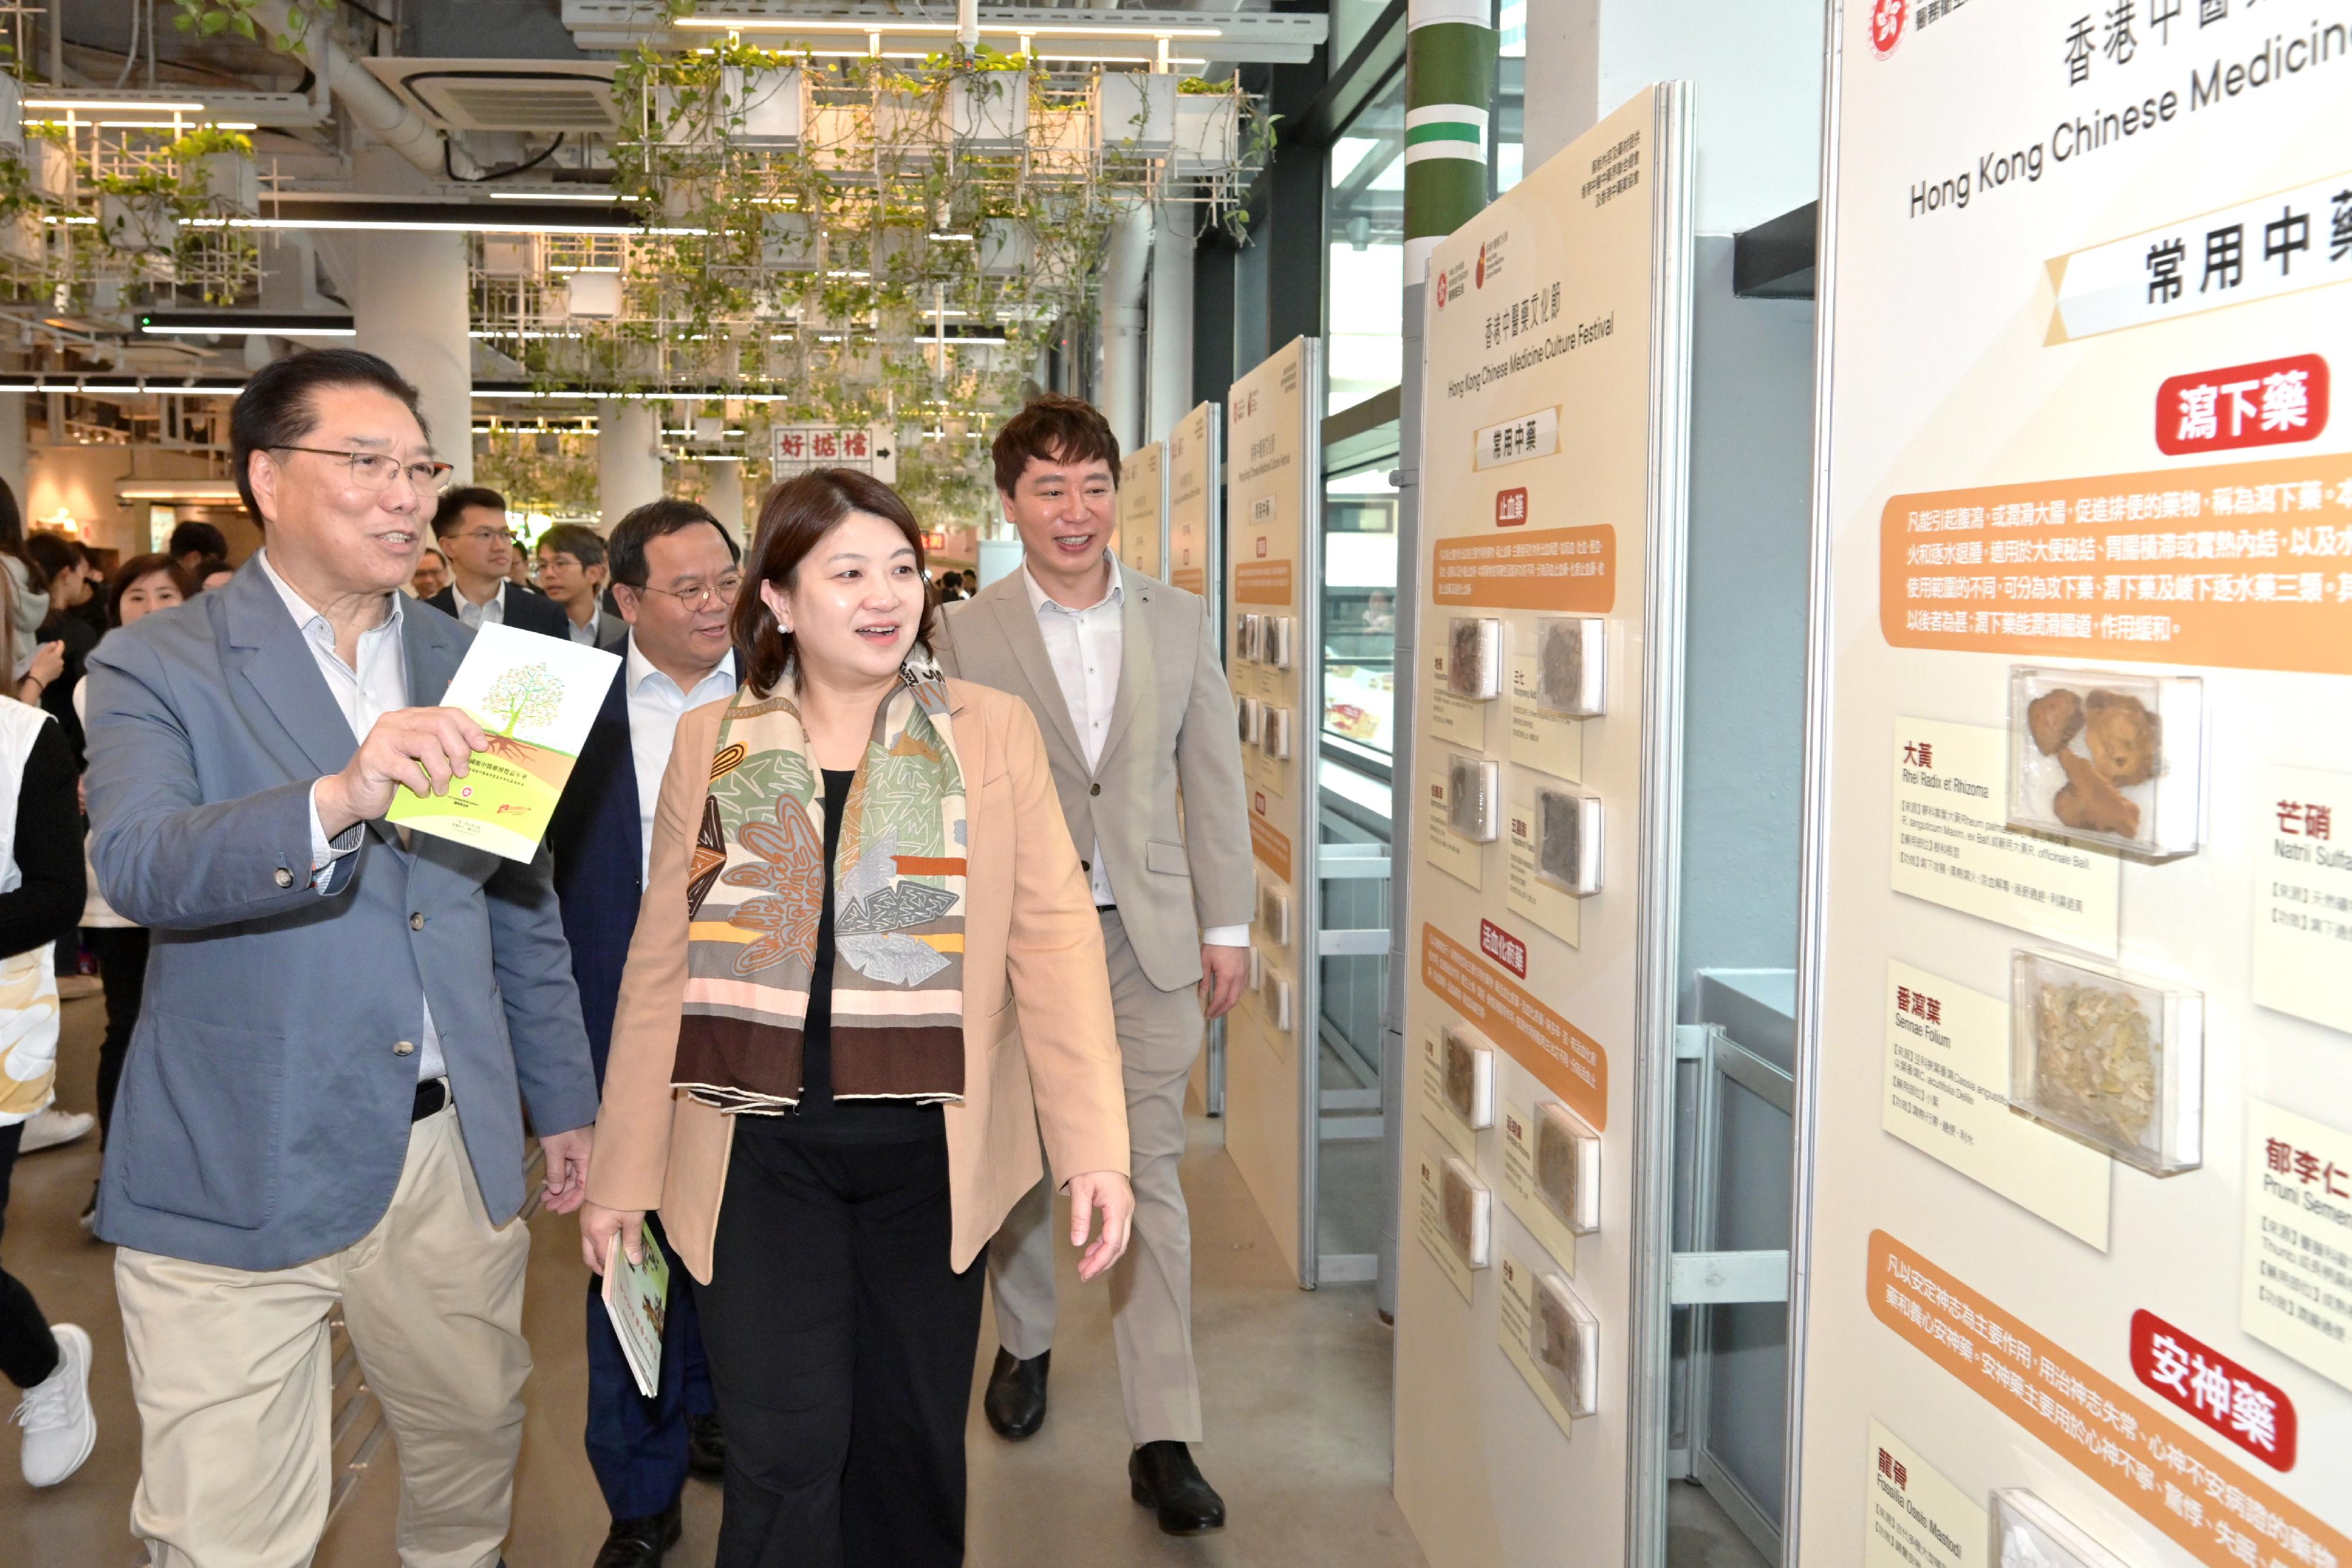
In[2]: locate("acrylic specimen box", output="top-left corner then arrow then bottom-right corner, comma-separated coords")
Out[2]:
1445,616 -> 1503,701
1534,615 -> 1606,718
1438,1155 -> 1491,1269
1533,1100 -> 1601,1233
2007,665 -> 2204,858
1439,1022 -> 1496,1130
1989,1490 -> 2136,1568
2009,948 -> 2203,1176
1533,784 -> 1604,895
1529,1270 -> 1599,1417
1446,752 -> 1500,842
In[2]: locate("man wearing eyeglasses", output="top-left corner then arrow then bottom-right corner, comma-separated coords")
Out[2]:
81,349 -> 602,1568
423,484 -> 573,641
546,498 -> 741,1567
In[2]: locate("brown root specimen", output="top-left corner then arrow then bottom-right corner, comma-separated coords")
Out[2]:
2026,688 -> 2084,755
2053,747 -> 2141,838
2082,688 -> 2160,787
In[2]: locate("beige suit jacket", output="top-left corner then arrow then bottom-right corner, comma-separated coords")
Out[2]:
933,564 -> 1254,993
586,679 -> 1132,1282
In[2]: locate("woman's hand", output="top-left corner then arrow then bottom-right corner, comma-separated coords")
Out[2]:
19,639 -> 64,696
580,1201 -> 646,1276
1065,1170 -> 1134,1282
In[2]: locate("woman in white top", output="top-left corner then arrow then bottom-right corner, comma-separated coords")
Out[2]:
0,580 -> 96,1488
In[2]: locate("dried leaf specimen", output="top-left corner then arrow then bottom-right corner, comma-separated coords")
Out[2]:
1536,617 -> 1595,716
2082,688 -> 2159,787
2026,688 -> 2084,755
1533,1277 -> 1583,1395
2031,978 -> 2157,1149
1535,1104 -> 1582,1223
1441,1161 -> 1480,1261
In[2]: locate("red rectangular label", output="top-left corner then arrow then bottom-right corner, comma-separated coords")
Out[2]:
2129,1309 -> 2297,1471
1495,487 -> 1529,526
2155,353 -> 2326,455
1477,918 -> 1528,979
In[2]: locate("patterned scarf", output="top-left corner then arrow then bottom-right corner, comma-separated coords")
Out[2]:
671,658 -> 968,1112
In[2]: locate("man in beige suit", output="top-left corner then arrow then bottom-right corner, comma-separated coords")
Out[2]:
931,394 -> 1252,1535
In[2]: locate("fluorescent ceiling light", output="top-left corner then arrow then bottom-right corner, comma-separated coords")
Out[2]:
676,16 -> 1220,36
488,190 -> 623,202
140,325 -> 357,336
24,98 -> 206,112
183,216 -> 705,236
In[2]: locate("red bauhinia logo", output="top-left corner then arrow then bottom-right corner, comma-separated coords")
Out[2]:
2156,354 -> 2327,456
1869,0 -> 1906,56
1478,918 -> 1528,979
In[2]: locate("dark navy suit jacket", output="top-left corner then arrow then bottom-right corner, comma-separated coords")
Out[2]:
423,580 -> 574,642
546,627 -> 642,1083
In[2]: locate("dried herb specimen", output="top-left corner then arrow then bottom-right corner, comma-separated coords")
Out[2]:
2031,978 -> 2157,1149
1535,1105 -> 1582,1223
2026,688 -> 2084,755
1441,1164 -> 1478,1259
1448,618 -> 1498,699
1443,1030 -> 1478,1122
1538,787 -> 1587,890
1532,1278 -> 1584,1406
1537,617 -> 1589,715
1448,754 -> 1496,840
2082,688 -> 2159,787
2053,747 -> 2141,838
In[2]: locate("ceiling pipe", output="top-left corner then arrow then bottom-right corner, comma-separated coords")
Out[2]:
250,1 -> 483,180
957,0 -> 980,52
1095,199 -> 1153,453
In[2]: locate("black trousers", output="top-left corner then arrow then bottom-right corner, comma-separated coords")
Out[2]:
691,1126 -> 984,1568
0,1122 -> 60,1390
87,925 -> 148,1145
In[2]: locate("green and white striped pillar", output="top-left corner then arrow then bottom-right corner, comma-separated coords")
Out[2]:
1403,0 -> 1499,284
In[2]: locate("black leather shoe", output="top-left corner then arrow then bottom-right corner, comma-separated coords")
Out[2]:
983,1347 -> 1049,1440
593,1500 -> 682,1567
1129,1440 -> 1227,1535
687,1412 -> 726,1481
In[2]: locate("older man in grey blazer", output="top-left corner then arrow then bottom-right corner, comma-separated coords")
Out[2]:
84,349 -> 599,1568
933,394 -> 1252,1535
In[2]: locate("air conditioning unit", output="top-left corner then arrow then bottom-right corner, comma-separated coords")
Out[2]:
360,58 -> 618,134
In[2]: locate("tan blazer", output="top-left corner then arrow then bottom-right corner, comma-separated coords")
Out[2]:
933,565 -> 1252,993
587,678 -> 1131,1283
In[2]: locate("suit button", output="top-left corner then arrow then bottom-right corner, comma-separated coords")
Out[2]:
1090,783 -> 1102,796
410,912 -> 425,931
393,1040 -> 416,1057
273,867 -> 295,889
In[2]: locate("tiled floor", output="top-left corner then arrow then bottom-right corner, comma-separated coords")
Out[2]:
2,993 -> 1426,1568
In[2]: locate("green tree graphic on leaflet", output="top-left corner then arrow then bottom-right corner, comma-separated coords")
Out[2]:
483,661 -> 565,737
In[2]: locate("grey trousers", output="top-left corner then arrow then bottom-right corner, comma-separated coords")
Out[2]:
987,909 -> 1204,1445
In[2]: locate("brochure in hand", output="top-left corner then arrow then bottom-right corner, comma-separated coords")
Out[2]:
384,623 -> 620,861
602,1224 -> 671,1399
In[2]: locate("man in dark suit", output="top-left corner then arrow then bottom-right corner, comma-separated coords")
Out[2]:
546,497 -> 742,1567
421,485 -> 573,639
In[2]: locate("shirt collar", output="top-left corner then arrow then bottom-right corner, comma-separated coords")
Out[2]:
626,632 -> 736,698
1022,553 -> 1123,618
255,547 -> 403,643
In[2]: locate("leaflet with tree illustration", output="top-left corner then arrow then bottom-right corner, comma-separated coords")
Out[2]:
385,622 -> 621,861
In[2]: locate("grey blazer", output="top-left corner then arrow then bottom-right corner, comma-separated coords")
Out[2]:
933,564 -> 1252,992
83,564 -> 600,1271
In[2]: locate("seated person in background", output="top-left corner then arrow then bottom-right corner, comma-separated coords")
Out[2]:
422,485 -> 571,638
537,523 -> 620,648
409,544 -> 450,600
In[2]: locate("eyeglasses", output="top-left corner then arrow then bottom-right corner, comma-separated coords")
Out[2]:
633,574 -> 744,611
273,446 -> 454,496
454,527 -> 517,546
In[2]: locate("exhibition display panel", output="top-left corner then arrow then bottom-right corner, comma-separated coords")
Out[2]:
1120,439 -> 1167,579
1224,336 -> 1326,1283
1792,4 -> 2352,1567
1389,85 -> 1696,1568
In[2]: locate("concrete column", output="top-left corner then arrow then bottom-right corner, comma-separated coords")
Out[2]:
0,395 -> 25,500
597,403 -> 664,525
318,230 -> 473,482
1095,201 -> 1154,452
1146,207 -> 1194,444
699,459 -> 746,546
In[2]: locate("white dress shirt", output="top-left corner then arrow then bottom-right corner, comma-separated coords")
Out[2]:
625,634 -> 738,882
453,583 -> 504,630
1022,557 -> 1246,948
257,550 -> 446,1082
566,604 -> 606,646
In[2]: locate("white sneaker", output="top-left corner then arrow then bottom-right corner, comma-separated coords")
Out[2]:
15,1323 -> 97,1487
15,1106 -> 96,1154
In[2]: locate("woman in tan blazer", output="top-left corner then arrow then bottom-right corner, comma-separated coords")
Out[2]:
582,469 -> 1132,1568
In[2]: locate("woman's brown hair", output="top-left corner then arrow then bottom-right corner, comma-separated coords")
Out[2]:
731,467 -> 938,696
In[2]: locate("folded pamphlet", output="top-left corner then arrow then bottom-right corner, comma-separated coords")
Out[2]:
601,1224 -> 671,1399
385,623 -> 620,861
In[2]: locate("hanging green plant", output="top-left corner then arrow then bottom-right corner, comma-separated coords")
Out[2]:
171,0 -> 322,50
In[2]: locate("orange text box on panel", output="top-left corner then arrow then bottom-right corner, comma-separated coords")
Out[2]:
1432,525 -> 1618,613
1234,560 -> 1295,606
1879,454 -> 2352,674
1867,1231 -> 2347,1568
1421,924 -> 1608,1131
1250,812 -> 1293,882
